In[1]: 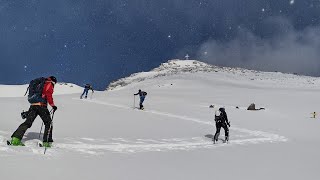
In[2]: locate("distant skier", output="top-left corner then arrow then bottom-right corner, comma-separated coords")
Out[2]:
134,89 -> 147,110
213,107 -> 230,143
80,84 -> 94,99
10,76 -> 58,147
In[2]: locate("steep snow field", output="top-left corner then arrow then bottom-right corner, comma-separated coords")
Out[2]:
1,60 -> 320,180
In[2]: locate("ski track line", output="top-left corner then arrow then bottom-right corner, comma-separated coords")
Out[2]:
0,132 -> 275,155
75,98 -> 287,141
74,99 -> 288,141
56,137 -> 269,154
0,99 -> 288,156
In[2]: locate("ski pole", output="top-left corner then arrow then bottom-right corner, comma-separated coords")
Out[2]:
44,110 -> 55,154
39,109 -> 53,139
39,123 -> 43,139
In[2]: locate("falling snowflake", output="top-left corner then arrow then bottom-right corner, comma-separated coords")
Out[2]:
290,0 -> 294,5
262,8 -> 265,12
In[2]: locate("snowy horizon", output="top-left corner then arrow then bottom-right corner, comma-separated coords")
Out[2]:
1,1 -> 320,89
1,60 -> 320,179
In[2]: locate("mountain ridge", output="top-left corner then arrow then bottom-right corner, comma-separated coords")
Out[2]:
106,59 -> 319,91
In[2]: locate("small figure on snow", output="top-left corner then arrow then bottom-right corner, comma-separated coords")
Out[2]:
80,84 -> 94,99
134,89 -> 147,110
10,76 -> 58,147
213,107 -> 230,143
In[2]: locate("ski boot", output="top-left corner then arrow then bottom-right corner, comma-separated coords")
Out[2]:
10,137 -> 25,146
42,142 -> 52,148
224,136 -> 229,143
213,138 -> 217,144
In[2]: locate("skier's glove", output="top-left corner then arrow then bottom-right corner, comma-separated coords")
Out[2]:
52,106 -> 58,112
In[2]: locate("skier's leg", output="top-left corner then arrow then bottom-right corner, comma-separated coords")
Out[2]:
222,123 -> 229,142
214,123 -> 221,141
140,96 -> 145,109
85,89 -> 89,98
38,106 -> 53,142
80,90 -> 86,99
11,106 -> 38,140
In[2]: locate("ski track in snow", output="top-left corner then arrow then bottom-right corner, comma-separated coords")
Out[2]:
66,99 -> 287,153
0,99 -> 288,156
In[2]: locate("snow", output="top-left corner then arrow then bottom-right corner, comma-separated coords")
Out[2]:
1,59 -> 320,180
0,83 -> 83,97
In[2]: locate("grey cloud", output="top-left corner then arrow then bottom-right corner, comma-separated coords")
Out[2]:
197,17 -> 320,75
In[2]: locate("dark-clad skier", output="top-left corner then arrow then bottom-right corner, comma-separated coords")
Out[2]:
134,89 -> 147,110
213,107 -> 230,143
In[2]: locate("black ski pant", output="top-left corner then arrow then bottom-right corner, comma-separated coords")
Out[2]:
11,105 -> 53,142
214,122 -> 229,141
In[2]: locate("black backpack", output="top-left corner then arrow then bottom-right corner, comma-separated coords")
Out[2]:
215,110 -> 224,123
26,77 -> 47,104
142,91 -> 147,96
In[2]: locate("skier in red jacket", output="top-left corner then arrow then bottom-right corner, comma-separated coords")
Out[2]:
10,76 -> 58,147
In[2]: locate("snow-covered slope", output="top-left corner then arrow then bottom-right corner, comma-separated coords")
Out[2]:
107,59 -> 320,90
0,83 -> 83,97
1,60 -> 320,180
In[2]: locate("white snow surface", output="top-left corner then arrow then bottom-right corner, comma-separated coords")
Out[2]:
1,59 -> 320,180
0,83 -> 83,97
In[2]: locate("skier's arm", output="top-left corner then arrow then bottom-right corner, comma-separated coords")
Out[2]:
224,112 -> 231,127
44,83 -> 55,107
134,92 -> 138,95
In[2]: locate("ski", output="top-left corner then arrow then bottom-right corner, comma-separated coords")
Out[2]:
38,142 -> 53,148
6,140 -> 26,146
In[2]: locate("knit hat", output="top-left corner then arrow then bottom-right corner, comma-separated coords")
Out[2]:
49,76 -> 57,84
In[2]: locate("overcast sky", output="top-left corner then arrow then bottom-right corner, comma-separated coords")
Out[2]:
0,0 -> 319,89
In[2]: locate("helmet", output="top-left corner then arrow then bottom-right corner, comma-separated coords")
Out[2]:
219,107 -> 225,112
49,76 -> 57,84
138,89 -> 141,92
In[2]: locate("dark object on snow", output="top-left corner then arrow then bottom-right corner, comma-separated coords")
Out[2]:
247,103 -> 265,110
236,106 -> 239,109
209,105 -> 214,108
247,103 -> 256,110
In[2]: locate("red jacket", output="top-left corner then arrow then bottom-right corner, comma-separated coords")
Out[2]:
41,79 -> 55,107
